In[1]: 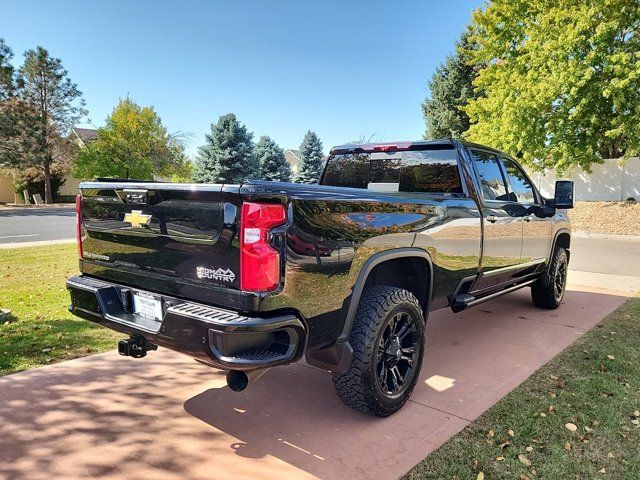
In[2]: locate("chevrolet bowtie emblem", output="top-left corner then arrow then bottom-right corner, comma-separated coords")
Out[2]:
124,210 -> 152,228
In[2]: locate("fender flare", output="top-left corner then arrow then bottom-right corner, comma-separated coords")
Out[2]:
336,247 -> 434,344
549,228 -> 571,268
540,229 -> 571,287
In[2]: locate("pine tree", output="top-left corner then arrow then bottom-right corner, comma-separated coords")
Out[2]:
0,38 -> 21,166
194,113 -> 258,183
16,46 -> 86,203
255,136 -> 291,182
422,30 -> 478,140
295,130 -> 324,184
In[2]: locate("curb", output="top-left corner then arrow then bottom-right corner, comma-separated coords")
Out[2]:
0,204 -> 75,211
0,239 -> 75,249
573,231 -> 640,241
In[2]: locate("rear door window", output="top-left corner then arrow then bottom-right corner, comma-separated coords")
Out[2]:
470,149 -> 509,201
500,157 -> 536,204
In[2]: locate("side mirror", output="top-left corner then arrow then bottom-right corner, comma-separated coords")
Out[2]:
554,180 -> 574,209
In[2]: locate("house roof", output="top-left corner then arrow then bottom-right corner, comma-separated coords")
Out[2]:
71,128 -> 98,144
284,149 -> 300,169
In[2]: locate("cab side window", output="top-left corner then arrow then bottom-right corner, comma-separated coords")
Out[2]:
470,149 -> 509,201
500,157 -> 536,204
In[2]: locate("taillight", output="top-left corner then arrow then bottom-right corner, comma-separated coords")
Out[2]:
240,202 -> 286,292
75,194 -> 83,259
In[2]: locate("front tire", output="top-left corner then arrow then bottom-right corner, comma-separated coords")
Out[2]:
531,247 -> 568,309
332,286 -> 425,417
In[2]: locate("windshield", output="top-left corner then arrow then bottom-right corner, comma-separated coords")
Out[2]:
321,147 -> 463,194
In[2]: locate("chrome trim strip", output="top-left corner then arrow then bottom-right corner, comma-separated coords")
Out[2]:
482,259 -> 545,277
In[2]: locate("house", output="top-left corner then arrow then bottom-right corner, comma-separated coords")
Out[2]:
284,149 -> 301,175
70,127 -> 98,148
0,127 -> 98,204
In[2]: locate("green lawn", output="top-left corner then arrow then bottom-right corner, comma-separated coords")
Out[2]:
406,297 -> 640,480
0,244 -> 119,375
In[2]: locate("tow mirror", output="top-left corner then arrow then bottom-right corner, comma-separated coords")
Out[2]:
553,180 -> 574,209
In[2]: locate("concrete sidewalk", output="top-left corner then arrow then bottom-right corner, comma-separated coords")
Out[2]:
0,275 -> 632,480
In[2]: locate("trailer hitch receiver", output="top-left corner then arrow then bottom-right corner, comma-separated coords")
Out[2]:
118,335 -> 157,358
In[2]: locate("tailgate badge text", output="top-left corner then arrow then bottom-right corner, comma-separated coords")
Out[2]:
196,266 -> 236,283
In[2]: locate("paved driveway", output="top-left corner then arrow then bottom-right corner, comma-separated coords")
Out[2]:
0,277 -> 631,480
0,207 -> 75,245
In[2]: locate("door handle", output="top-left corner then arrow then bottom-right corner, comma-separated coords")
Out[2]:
486,215 -> 497,223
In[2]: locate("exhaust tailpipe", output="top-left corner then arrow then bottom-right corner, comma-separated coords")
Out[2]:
226,368 -> 269,392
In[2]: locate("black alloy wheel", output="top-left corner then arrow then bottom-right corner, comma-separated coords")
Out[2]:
376,311 -> 419,396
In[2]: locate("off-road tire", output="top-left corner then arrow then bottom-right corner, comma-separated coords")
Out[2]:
531,247 -> 568,309
332,286 -> 425,417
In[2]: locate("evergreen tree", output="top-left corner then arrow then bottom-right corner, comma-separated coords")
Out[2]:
0,38 -> 21,166
295,130 -> 324,184
17,47 -> 86,203
422,30 -> 478,140
194,113 -> 258,183
255,136 -> 291,182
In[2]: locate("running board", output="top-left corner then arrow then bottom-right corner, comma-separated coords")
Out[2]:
451,279 -> 537,313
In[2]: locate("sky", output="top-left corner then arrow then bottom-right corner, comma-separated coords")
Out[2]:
1,0 -> 483,157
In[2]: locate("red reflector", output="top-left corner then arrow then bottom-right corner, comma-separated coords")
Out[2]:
240,202 -> 286,292
75,194 -> 83,259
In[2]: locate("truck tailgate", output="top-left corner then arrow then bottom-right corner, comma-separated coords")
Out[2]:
79,182 -> 242,298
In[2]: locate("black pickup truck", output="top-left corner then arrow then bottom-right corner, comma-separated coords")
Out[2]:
67,140 -> 574,416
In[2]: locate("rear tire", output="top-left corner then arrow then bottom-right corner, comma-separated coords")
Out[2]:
531,247 -> 568,309
332,286 -> 425,417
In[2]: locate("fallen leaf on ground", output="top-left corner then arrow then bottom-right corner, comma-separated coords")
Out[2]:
607,355 -> 615,360
477,473 -> 485,480
526,446 -> 533,452
564,442 -> 571,450
633,411 -> 640,418
508,429 -> 515,437
487,430 -> 495,438
565,423 -> 578,432
518,454 -> 532,466
496,456 -> 504,461
607,453 -> 615,458
584,426 -> 593,433
600,468 -> 606,473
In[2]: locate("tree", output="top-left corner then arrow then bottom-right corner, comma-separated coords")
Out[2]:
16,47 -> 86,203
194,113 -> 258,183
464,0 -> 640,172
254,136 -> 291,182
0,39 -> 30,167
295,130 -> 324,184
74,97 -> 188,180
422,30 -> 479,140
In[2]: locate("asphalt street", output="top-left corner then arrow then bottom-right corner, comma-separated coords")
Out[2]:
0,207 -> 75,245
571,236 -> 640,277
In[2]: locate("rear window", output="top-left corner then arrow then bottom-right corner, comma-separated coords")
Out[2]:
321,148 -> 463,194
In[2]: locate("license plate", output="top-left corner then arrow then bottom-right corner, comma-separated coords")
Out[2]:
133,293 -> 163,321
